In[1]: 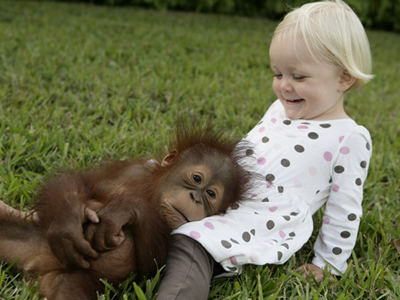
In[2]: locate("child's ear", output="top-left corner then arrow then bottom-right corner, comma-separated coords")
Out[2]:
161,149 -> 179,167
338,70 -> 356,92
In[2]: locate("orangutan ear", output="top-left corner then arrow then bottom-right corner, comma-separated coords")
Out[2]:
338,69 -> 356,92
161,149 -> 179,167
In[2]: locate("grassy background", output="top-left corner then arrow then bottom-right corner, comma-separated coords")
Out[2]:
0,1 -> 399,299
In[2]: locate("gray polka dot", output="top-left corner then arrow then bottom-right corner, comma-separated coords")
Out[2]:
301,122 -> 310,125
366,142 -> 371,150
348,213 -> 357,221
221,240 -> 232,249
278,186 -> 284,193
332,247 -> 342,255
262,197 -> 269,202
283,120 -> 291,125
281,159 -> 290,167
360,161 -> 367,168
290,212 -> 299,216
283,216 -> 290,221
320,124 -> 331,128
308,132 -> 319,139
262,137 -> 270,143
289,232 -> 296,237
246,149 -> 254,156
251,229 -> 256,236
266,220 -> 275,230
258,121 -> 263,125
294,145 -> 305,153
231,203 -> 240,210
355,178 -> 362,186
281,243 -> 289,249
242,232 -> 251,242
340,231 -> 351,239
230,238 -> 239,244
277,251 -> 283,261
266,174 -> 275,182
334,166 -> 345,173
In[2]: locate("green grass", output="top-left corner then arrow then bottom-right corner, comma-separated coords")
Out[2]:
0,1 -> 399,299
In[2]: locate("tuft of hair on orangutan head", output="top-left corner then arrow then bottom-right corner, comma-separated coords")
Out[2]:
0,119 -> 252,300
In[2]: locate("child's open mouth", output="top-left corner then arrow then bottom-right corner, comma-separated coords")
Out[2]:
287,99 -> 304,103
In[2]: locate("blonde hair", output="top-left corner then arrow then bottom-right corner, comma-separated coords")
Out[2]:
273,0 -> 374,90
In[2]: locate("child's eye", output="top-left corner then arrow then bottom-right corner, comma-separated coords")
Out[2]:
293,75 -> 306,80
273,74 -> 282,79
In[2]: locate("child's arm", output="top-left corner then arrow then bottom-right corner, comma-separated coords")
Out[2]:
0,200 -> 38,222
312,130 -> 372,275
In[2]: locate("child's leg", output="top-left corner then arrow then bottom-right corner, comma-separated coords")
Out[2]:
156,234 -> 214,300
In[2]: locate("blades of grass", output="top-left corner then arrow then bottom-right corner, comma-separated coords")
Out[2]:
257,274 -> 264,300
133,282 -> 148,300
352,251 -> 362,279
100,279 -> 119,295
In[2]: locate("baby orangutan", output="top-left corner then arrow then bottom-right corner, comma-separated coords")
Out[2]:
0,122 -> 250,300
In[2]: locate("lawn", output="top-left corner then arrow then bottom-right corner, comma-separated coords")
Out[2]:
0,1 -> 399,299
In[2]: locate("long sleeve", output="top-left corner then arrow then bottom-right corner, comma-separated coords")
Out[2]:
312,129 -> 372,275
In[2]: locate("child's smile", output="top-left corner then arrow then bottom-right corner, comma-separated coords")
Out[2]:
269,34 -> 355,121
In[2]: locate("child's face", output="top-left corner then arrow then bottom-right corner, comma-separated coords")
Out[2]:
269,34 -> 353,121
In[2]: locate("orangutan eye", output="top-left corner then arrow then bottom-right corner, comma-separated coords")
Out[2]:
192,174 -> 202,183
206,190 -> 216,198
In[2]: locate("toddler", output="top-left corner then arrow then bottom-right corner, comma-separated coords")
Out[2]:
157,0 -> 373,298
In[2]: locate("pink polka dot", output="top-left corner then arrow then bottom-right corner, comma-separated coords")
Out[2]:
266,182 -> 274,189
204,222 -> 214,230
294,179 -> 303,188
323,217 -> 330,224
332,184 -> 340,192
269,206 -> 278,212
340,146 -> 350,154
190,231 -> 201,239
279,231 -> 286,238
271,118 -> 277,123
250,194 -> 257,199
309,166 -> 317,175
324,151 -> 332,161
297,125 -> 308,129
230,256 -> 238,265
257,157 -> 266,165
339,136 -> 345,143
259,127 -> 265,132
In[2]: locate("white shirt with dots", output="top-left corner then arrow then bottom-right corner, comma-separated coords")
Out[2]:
174,100 -> 372,276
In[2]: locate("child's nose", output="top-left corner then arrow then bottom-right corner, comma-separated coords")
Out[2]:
279,78 -> 294,93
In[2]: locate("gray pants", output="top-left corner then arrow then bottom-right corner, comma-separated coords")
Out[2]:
156,234 -> 215,300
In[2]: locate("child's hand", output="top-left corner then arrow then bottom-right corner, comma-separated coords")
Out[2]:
296,263 -> 335,281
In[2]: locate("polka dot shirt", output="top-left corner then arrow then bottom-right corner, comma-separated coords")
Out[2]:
174,100 -> 372,276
